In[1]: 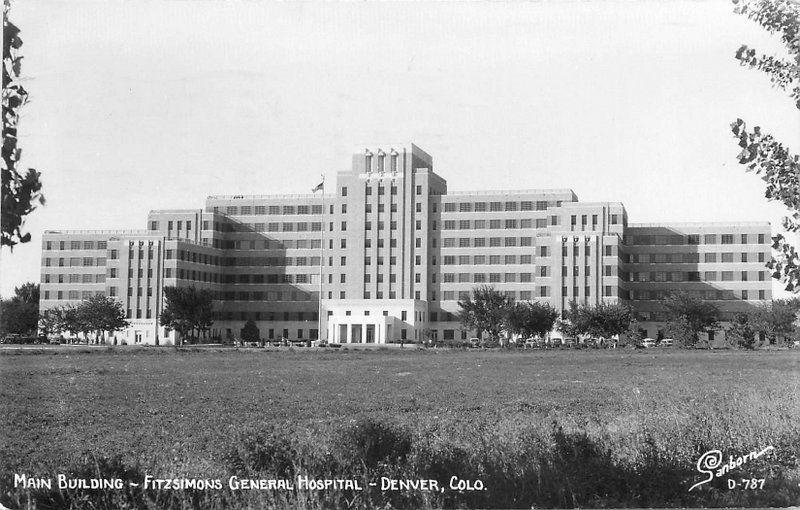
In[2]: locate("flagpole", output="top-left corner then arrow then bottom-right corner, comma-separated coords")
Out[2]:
317,175 -> 325,343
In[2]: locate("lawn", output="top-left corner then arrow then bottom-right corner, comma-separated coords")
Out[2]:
1,347 -> 799,508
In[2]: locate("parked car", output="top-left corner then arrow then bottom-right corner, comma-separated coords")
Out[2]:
641,338 -> 656,348
555,337 -> 576,348
659,338 -> 675,347
523,337 -> 543,349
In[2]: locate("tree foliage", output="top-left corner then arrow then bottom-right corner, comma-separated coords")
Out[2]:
2,1 -> 45,249
241,319 -> 260,343
457,285 -> 514,342
727,312 -> 759,349
160,286 -> 214,345
732,0 -> 800,291
0,282 -> 39,335
506,301 -> 558,339
558,302 -> 636,340
75,294 -> 128,342
39,296 -> 127,342
753,298 -> 800,343
662,292 -> 720,347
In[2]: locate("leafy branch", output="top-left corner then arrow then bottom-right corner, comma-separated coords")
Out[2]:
2,0 -> 44,249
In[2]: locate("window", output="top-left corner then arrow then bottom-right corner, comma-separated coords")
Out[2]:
741,253 -> 748,263
704,234 -> 717,244
721,253 -> 734,263
758,233 -> 765,244
721,234 -> 734,244
704,253 -> 717,263
341,187 -> 348,196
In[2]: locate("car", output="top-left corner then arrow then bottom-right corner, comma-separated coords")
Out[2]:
1,334 -> 21,344
523,338 -> 544,349
641,338 -> 656,348
659,338 -> 674,347
554,337 -> 575,348
469,337 -> 481,348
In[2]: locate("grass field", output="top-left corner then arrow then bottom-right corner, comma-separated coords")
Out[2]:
1,346 -> 799,509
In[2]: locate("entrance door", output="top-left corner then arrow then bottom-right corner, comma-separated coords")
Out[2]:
135,331 -> 142,344
339,324 -> 347,343
351,324 -> 362,343
366,324 -> 375,343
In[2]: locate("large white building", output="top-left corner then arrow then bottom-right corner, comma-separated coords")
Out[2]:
40,144 -> 772,344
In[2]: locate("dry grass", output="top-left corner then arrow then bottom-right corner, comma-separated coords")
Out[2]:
1,347 -> 798,508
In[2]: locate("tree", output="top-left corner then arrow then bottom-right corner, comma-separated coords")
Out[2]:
506,301 -> 558,340
556,301 -> 590,339
662,292 -> 720,347
727,312 -> 759,349
2,2 -> 45,248
457,285 -> 514,345
0,282 -> 39,336
752,298 -> 800,344
557,302 -> 635,344
39,307 -> 64,338
731,0 -> 800,291
75,295 -> 128,344
160,286 -> 215,346
241,319 -> 260,343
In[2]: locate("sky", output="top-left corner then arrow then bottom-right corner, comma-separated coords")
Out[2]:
1,0 -> 798,298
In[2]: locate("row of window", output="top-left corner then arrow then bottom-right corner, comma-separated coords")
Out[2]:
441,218 -> 556,230
43,290 -> 104,300
627,233 -> 767,246
441,254 -> 552,266
630,289 -> 766,301
150,220 -> 193,231
211,205 -> 325,216
43,257 -> 107,267
42,273 -> 106,284
629,270 -> 767,283
441,200 -> 557,213
168,256 -> 325,268
164,268 -> 321,284
439,287 -> 553,300
43,240 -> 108,251
627,252 -> 767,264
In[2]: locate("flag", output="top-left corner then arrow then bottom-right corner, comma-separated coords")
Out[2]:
311,180 -> 324,193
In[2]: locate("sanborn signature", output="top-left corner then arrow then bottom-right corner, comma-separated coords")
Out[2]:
689,446 -> 774,491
